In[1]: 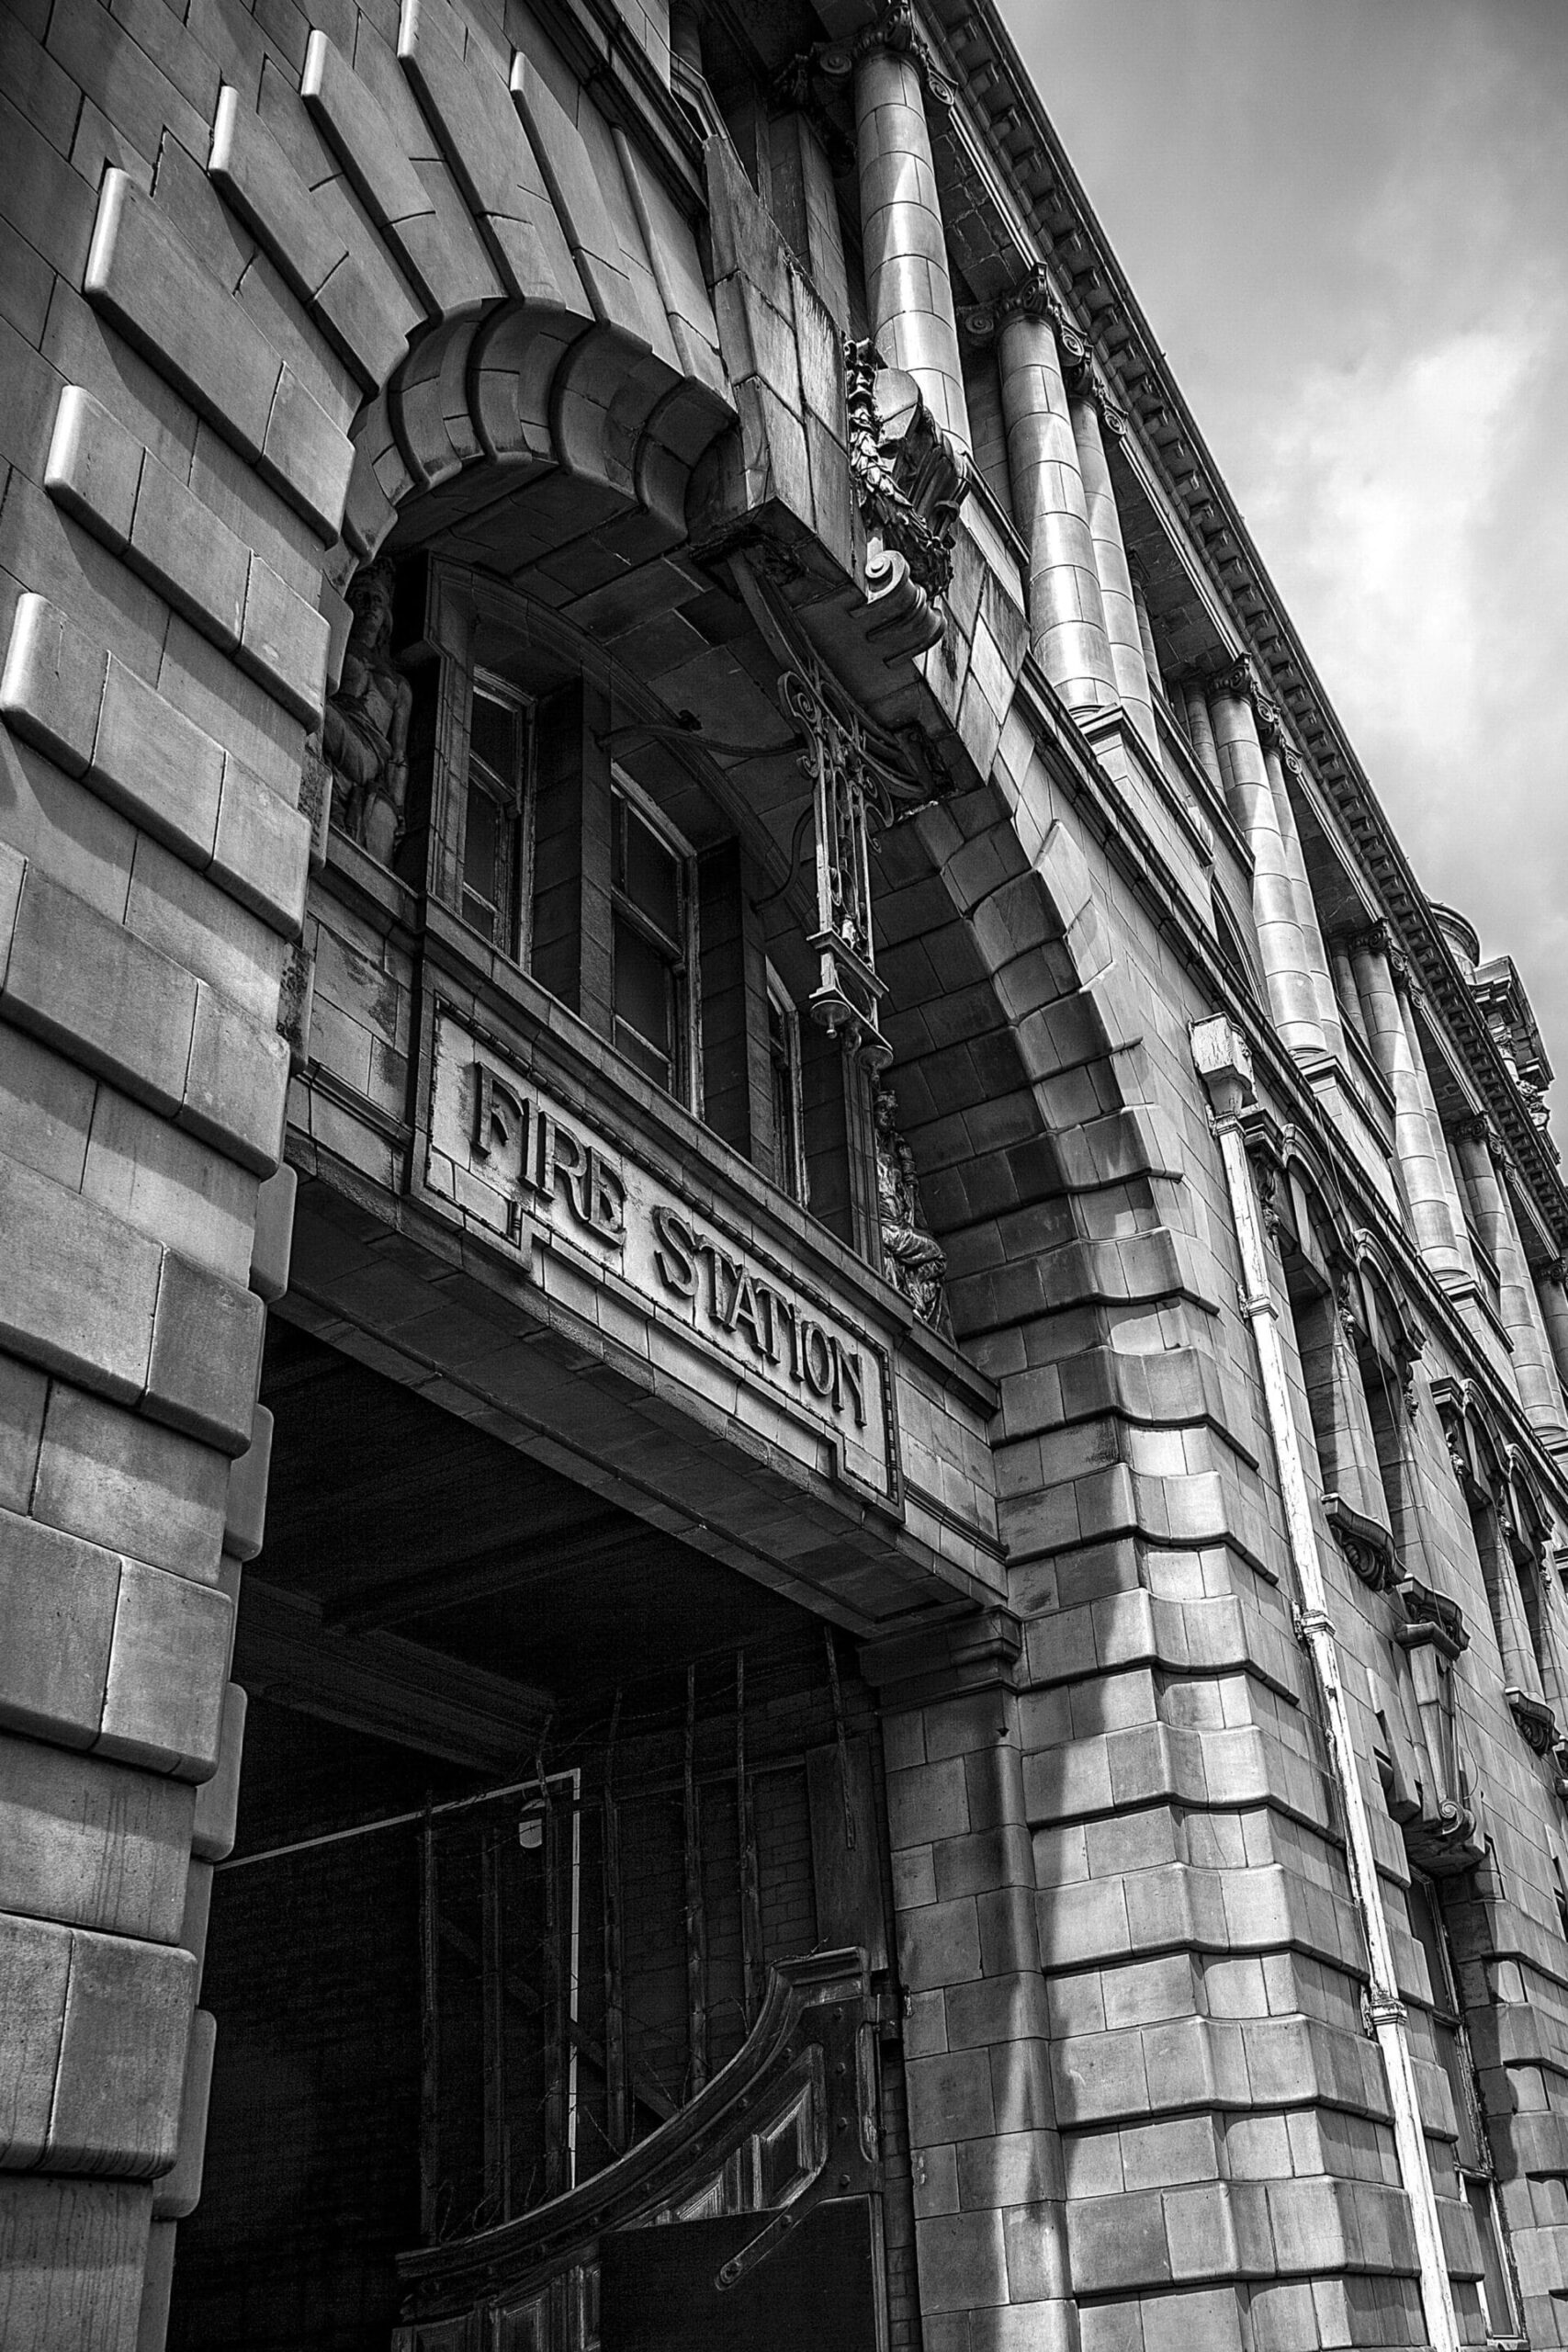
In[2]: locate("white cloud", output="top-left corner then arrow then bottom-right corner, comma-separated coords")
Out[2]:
1247,325 -> 1540,773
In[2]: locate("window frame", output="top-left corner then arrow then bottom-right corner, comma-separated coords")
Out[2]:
765,961 -> 809,1206
457,667 -> 535,964
1407,1873 -> 1525,2346
608,765 -> 702,1112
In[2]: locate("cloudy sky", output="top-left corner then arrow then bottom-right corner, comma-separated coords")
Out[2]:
1011,0 -> 1568,1087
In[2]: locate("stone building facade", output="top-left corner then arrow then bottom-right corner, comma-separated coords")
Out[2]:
2,0 -> 1568,2346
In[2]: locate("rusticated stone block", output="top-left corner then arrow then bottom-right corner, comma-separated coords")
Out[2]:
888,1756 -> 972,1850
100,1559 -> 231,1778
152,2001 -> 216,2221
181,981 -> 289,1173
42,384 -> 141,553
0,1510 -> 119,1751
91,652 -> 224,865
248,1161 -> 297,1303
190,1684 -> 245,1862
85,171 -> 276,458
222,1403 -> 274,1563
0,1150 -> 161,1405
0,1351 -> 47,1512
954,2126 -> 1064,2212
212,763 -> 310,939
32,1385 -> 227,1584
1066,2186 -> 1170,2292
897,1894 -> 984,1993
4,866 -> 197,1123
45,1921 -> 196,2177
908,2046 -> 998,2150
0,1907 -> 71,2166
237,553 -> 330,725
0,1735 -> 194,1944
0,2177 -> 150,2351
0,591 -> 108,778
915,2205 -> 1010,2313
145,1252 -> 264,1453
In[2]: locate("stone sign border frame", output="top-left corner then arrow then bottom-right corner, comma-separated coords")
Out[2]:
409,994 -> 907,1520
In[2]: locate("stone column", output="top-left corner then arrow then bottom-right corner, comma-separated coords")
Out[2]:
994,306 -> 1118,712
1535,1261 -> 1568,1402
1209,667 -> 1329,1056
1329,938 -> 1370,1049
1453,1121 -> 1568,1439
865,1614 -> 1075,2352
1130,565 -> 1163,698
1350,930 -> 1472,1281
1066,386 -> 1157,752
1254,705 -> 1344,1059
1179,678 -> 1224,792
852,20 -> 970,452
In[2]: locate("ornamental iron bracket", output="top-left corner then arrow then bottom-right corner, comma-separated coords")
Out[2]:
779,662 -> 911,1070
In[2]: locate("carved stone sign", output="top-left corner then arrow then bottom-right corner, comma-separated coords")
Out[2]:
423,1011 -> 899,1506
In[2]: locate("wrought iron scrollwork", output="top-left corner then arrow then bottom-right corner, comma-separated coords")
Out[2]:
779,664 -> 897,1070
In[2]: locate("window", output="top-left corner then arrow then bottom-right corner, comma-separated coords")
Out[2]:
611,778 -> 696,1102
1406,1878 -> 1521,2343
462,673 -> 531,955
766,966 -> 807,1204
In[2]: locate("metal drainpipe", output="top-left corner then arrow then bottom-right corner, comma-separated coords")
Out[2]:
1191,1016 -> 1460,2352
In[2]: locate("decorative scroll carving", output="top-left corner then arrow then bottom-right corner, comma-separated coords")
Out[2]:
779,662 -> 924,1072
1508,1687 -> 1558,1756
844,338 -> 970,609
323,561 -> 412,864
873,1084 -> 947,1329
1393,1578 -> 1482,1874
393,1951 -> 882,2352
1324,1495 -> 1398,1594
850,0 -> 956,107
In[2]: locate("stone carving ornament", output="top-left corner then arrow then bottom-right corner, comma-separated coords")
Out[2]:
874,1083 -> 947,1329
323,561 -> 413,865
844,340 -> 970,605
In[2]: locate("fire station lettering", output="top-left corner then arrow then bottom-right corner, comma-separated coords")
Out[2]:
426,1014 -> 893,1498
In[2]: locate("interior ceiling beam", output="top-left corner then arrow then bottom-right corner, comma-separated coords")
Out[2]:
323,1510 -> 635,1634
235,1580 -> 554,1771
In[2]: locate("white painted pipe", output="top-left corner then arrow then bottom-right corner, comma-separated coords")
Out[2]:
1191,1015 -> 1461,2352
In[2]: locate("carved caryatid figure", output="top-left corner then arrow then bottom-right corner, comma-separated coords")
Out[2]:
324,562 -> 413,865
874,1083 -> 947,1329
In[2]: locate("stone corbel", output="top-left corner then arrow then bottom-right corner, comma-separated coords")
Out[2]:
1508,1687 -> 1558,1757
1324,1493 -> 1399,1593
1394,1578 -> 1483,1872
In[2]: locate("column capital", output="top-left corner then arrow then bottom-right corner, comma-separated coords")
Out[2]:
1211,653 -> 1260,703
849,0 -> 955,106
962,269 -> 1128,428
1453,1111 -> 1499,1153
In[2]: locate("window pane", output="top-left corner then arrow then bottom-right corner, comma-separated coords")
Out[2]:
620,801 -> 681,943
469,689 -> 516,786
614,914 -> 675,1089
1437,2020 -> 1482,2172
465,788 -> 500,910
1464,2176 -> 1517,2337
